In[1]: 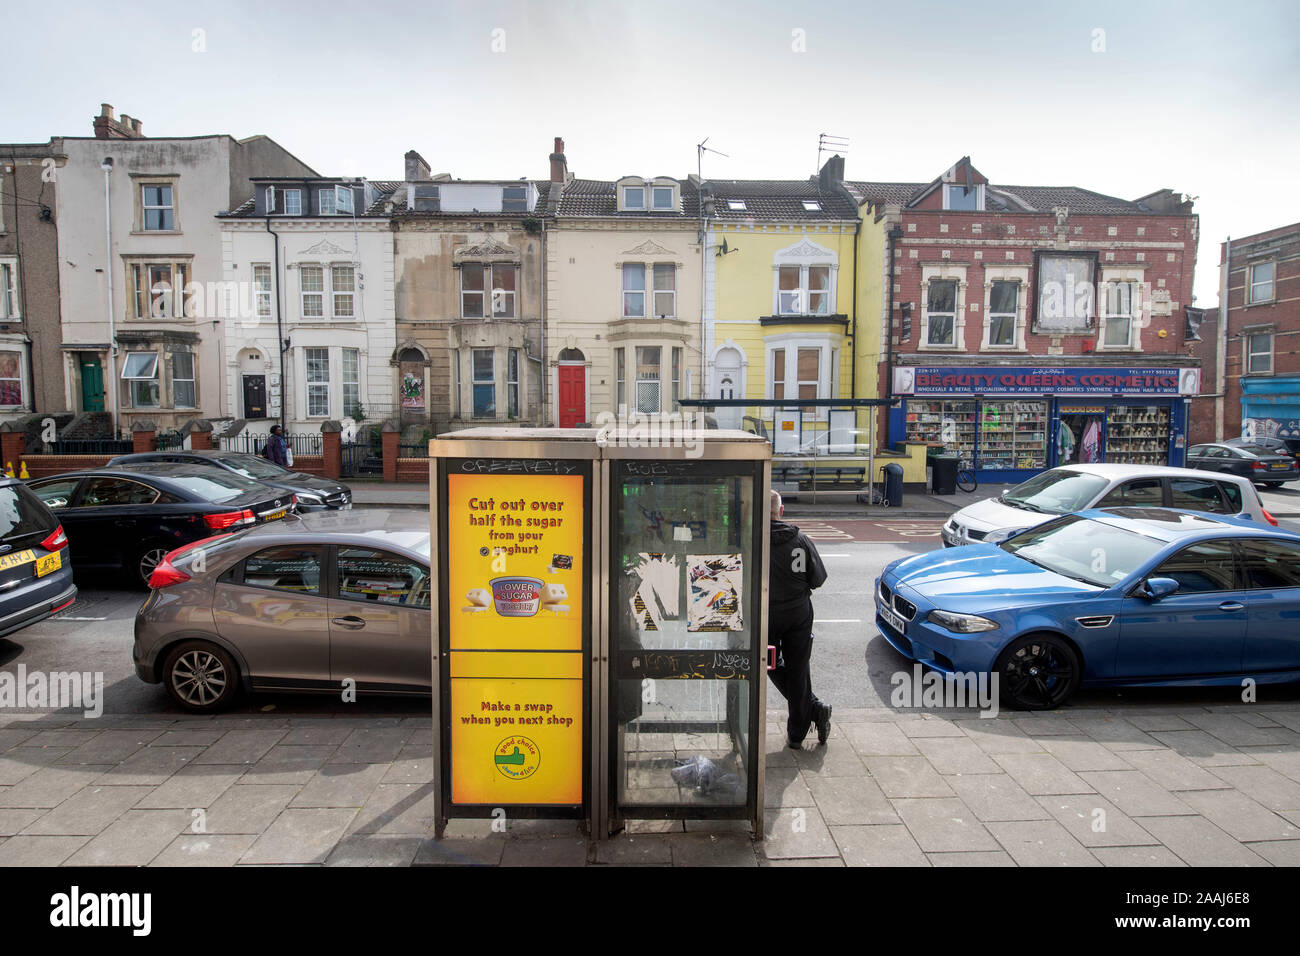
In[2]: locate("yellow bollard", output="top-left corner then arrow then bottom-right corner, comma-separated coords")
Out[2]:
3,462 -> 12,478
18,461 -> 29,479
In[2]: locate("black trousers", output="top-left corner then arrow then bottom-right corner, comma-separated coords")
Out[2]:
768,601 -> 820,744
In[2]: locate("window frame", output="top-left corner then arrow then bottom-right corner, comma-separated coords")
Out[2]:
652,263 -> 676,318
634,345 -> 662,414
129,260 -> 190,320
318,188 -> 336,215
238,545 -> 326,596
651,186 -> 674,210
342,348 -> 361,419
171,351 -> 197,409
471,348 -> 496,419
139,182 -> 176,232
0,259 -> 20,320
986,279 -> 1020,348
924,278 -> 959,347
304,346 -> 331,418
300,265 -> 325,318
622,263 -> 646,318
253,263 -> 273,319
1101,280 -> 1136,349
1033,251 -> 1097,333
122,350 -> 160,408
942,184 -> 984,211
507,348 -> 520,418
622,186 -> 646,210
1146,539 -> 1242,594
334,546 -> 431,608
1245,329 -> 1273,375
0,349 -> 24,408
1248,261 -> 1275,305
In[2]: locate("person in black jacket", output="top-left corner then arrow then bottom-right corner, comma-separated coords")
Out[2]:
767,490 -> 831,747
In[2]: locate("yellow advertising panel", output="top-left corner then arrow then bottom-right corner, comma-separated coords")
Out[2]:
447,473 -> 583,652
450,676 -> 584,805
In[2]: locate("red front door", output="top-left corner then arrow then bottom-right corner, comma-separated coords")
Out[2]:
558,364 -> 586,428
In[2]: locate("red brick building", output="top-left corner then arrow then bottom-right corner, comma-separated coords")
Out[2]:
847,158 -> 1202,482
1192,224 -> 1300,446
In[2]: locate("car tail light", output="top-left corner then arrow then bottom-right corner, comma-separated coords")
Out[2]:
1251,461 -> 1266,471
40,525 -> 68,552
1263,509 -> 1279,527
147,534 -> 233,589
204,508 -> 254,530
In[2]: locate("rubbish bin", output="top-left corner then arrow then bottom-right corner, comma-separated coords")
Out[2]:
931,455 -> 958,495
882,462 -> 904,508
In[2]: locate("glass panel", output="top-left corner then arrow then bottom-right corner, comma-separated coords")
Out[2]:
491,265 -> 515,317
772,348 -> 784,401
928,315 -> 954,345
1152,541 -> 1237,592
808,266 -> 830,314
244,546 -> 323,595
472,349 -> 494,381
1240,540 -> 1300,589
989,314 -> 1015,345
122,352 -> 158,379
989,280 -> 1018,315
652,186 -> 673,209
83,478 -> 157,506
612,466 -> 756,808
945,185 -> 979,210
336,547 -> 430,607
778,265 -> 801,313
473,383 -> 495,417
615,348 -> 625,408
624,187 -> 644,209
1169,478 -> 1227,513
623,263 -> 645,317
1104,316 -> 1130,346
927,279 -> 956,313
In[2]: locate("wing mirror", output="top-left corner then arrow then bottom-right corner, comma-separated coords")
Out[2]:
1139,577 -> 1180,600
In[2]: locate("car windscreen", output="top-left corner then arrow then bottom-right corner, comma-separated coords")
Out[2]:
0,484 -> 59,544
214,454 -> 290,481
1000,470 -> 1110,515
1000,515 -> 1166,587
163,473 -> 263,504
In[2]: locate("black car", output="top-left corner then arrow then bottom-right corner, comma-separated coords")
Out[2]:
26,465 -> 296,586
1225,435 -> 1300,464
0,476 -> 77,637
106,450 -> 351,511
1186,442 -> 1300,488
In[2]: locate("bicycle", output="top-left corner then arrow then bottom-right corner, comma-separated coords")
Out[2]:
942,446 -> 978,493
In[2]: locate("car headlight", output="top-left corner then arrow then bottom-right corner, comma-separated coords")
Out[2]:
927,610 -> 1000,633
983,527 -> 1024,544
296,493 -> 324,505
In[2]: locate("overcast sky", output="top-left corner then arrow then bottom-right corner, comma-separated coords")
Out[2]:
5,0 -> 1297,306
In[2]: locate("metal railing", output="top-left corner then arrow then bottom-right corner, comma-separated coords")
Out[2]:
155,431 -> 185,451
42,439 -> 135,456
220,432 -> 323,456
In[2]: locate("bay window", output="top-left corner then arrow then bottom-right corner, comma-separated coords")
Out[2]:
122,352 -> 160,408
305,347 -> 330,417
635,346 -> 661,413
472,349 -> 495,417
342,348 -> 361,418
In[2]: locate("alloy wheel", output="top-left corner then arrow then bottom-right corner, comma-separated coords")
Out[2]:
169,649 -> 229,708
998,637 -> 1078,709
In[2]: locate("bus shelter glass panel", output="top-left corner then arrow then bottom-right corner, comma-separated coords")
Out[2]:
610,461 -> 761,813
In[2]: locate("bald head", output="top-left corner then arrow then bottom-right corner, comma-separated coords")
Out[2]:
770,489 -> 783,520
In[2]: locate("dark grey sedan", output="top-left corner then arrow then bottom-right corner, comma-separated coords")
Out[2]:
1186,442 -> 1299,488
108,450 -> 352,511
133,509 -> 430,712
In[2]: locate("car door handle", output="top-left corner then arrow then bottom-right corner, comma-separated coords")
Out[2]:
1219,602 -> 1245,612
331,616 -> 366,629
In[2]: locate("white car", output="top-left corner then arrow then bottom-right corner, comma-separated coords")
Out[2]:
942,464 -> 1277,547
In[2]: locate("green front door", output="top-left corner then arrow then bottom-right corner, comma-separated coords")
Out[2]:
80,359 -> 105,412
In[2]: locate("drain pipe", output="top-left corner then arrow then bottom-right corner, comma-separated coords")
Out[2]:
265,217 -> 286,433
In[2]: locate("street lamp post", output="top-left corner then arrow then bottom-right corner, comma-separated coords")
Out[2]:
102,156 -> 118,439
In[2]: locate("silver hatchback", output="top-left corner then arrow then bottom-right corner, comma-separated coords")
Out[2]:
133,510 -> 431,712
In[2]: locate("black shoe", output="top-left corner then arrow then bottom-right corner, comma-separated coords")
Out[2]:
815,703 -> 832,745
787,737 -> 803,750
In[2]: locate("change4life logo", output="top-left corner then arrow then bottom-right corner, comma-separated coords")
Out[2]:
494,735 -> 540,781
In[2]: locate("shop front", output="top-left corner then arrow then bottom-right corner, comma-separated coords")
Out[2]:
890,365 -> 1201,484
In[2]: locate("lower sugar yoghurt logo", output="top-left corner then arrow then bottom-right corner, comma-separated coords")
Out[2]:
494,734 -> 541,780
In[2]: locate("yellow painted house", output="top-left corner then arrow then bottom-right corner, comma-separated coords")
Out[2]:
701,160 -> 863,453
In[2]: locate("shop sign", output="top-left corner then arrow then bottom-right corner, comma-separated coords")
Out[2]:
895,366 -> 1200,397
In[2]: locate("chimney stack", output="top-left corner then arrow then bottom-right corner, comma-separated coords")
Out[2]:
404,149 -> 431,182
549,137 -> 568,184
93,103 -> 145,139
817,154 -> 845,191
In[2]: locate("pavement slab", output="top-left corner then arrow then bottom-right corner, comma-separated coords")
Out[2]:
863,755 -> 955,798
944,774 -> 1052,823
1133,815 -> 1270,867
831,824 -> 929,866
986,820 -> 1101,866
1034,795 -> 1160,848
241,808 -> 359,865
65,809 -> 192,866
761,805 -> 839,859
991,753 -> 1094,795
892,797 -> 1000,853
805,774 -> 900,826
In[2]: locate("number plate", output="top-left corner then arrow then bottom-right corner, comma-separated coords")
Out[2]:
0,549 -> 35,572
879,599 -> 907,635
1271,462 -> 1289,469
35,551 -> 62,577
263,509 -> 287,521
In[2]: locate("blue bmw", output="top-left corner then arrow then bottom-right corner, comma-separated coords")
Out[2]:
874,507 -> 1300,710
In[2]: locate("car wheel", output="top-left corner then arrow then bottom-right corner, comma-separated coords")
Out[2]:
135,544 -> 171,588
994,634 -> 1081,711
1263,482 -> 1284,489
162,641 -> 238,713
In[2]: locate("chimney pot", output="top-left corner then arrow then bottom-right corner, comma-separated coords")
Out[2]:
549,136 -> 568,184
100,103 -> 114,119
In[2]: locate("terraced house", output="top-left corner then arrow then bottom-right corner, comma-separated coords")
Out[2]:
218,175 -> 399,433
392,149 -> 545,434
701,156 -> 862,449
847,157 -> 1202,484
544,140 -> 702,427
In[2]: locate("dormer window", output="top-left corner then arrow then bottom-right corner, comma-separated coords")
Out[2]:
335,186 -> 354,215
284,189 -> 301,215
318,188 -> 335,215
412,184 -> 439,212
502,185 -> 528,212
651,186 -> 674,210
623,186 -> 645,210
943,184 -> 984,211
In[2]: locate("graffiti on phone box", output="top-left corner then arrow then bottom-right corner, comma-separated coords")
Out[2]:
458,458 -> 580,475
628,650 -> 752,680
